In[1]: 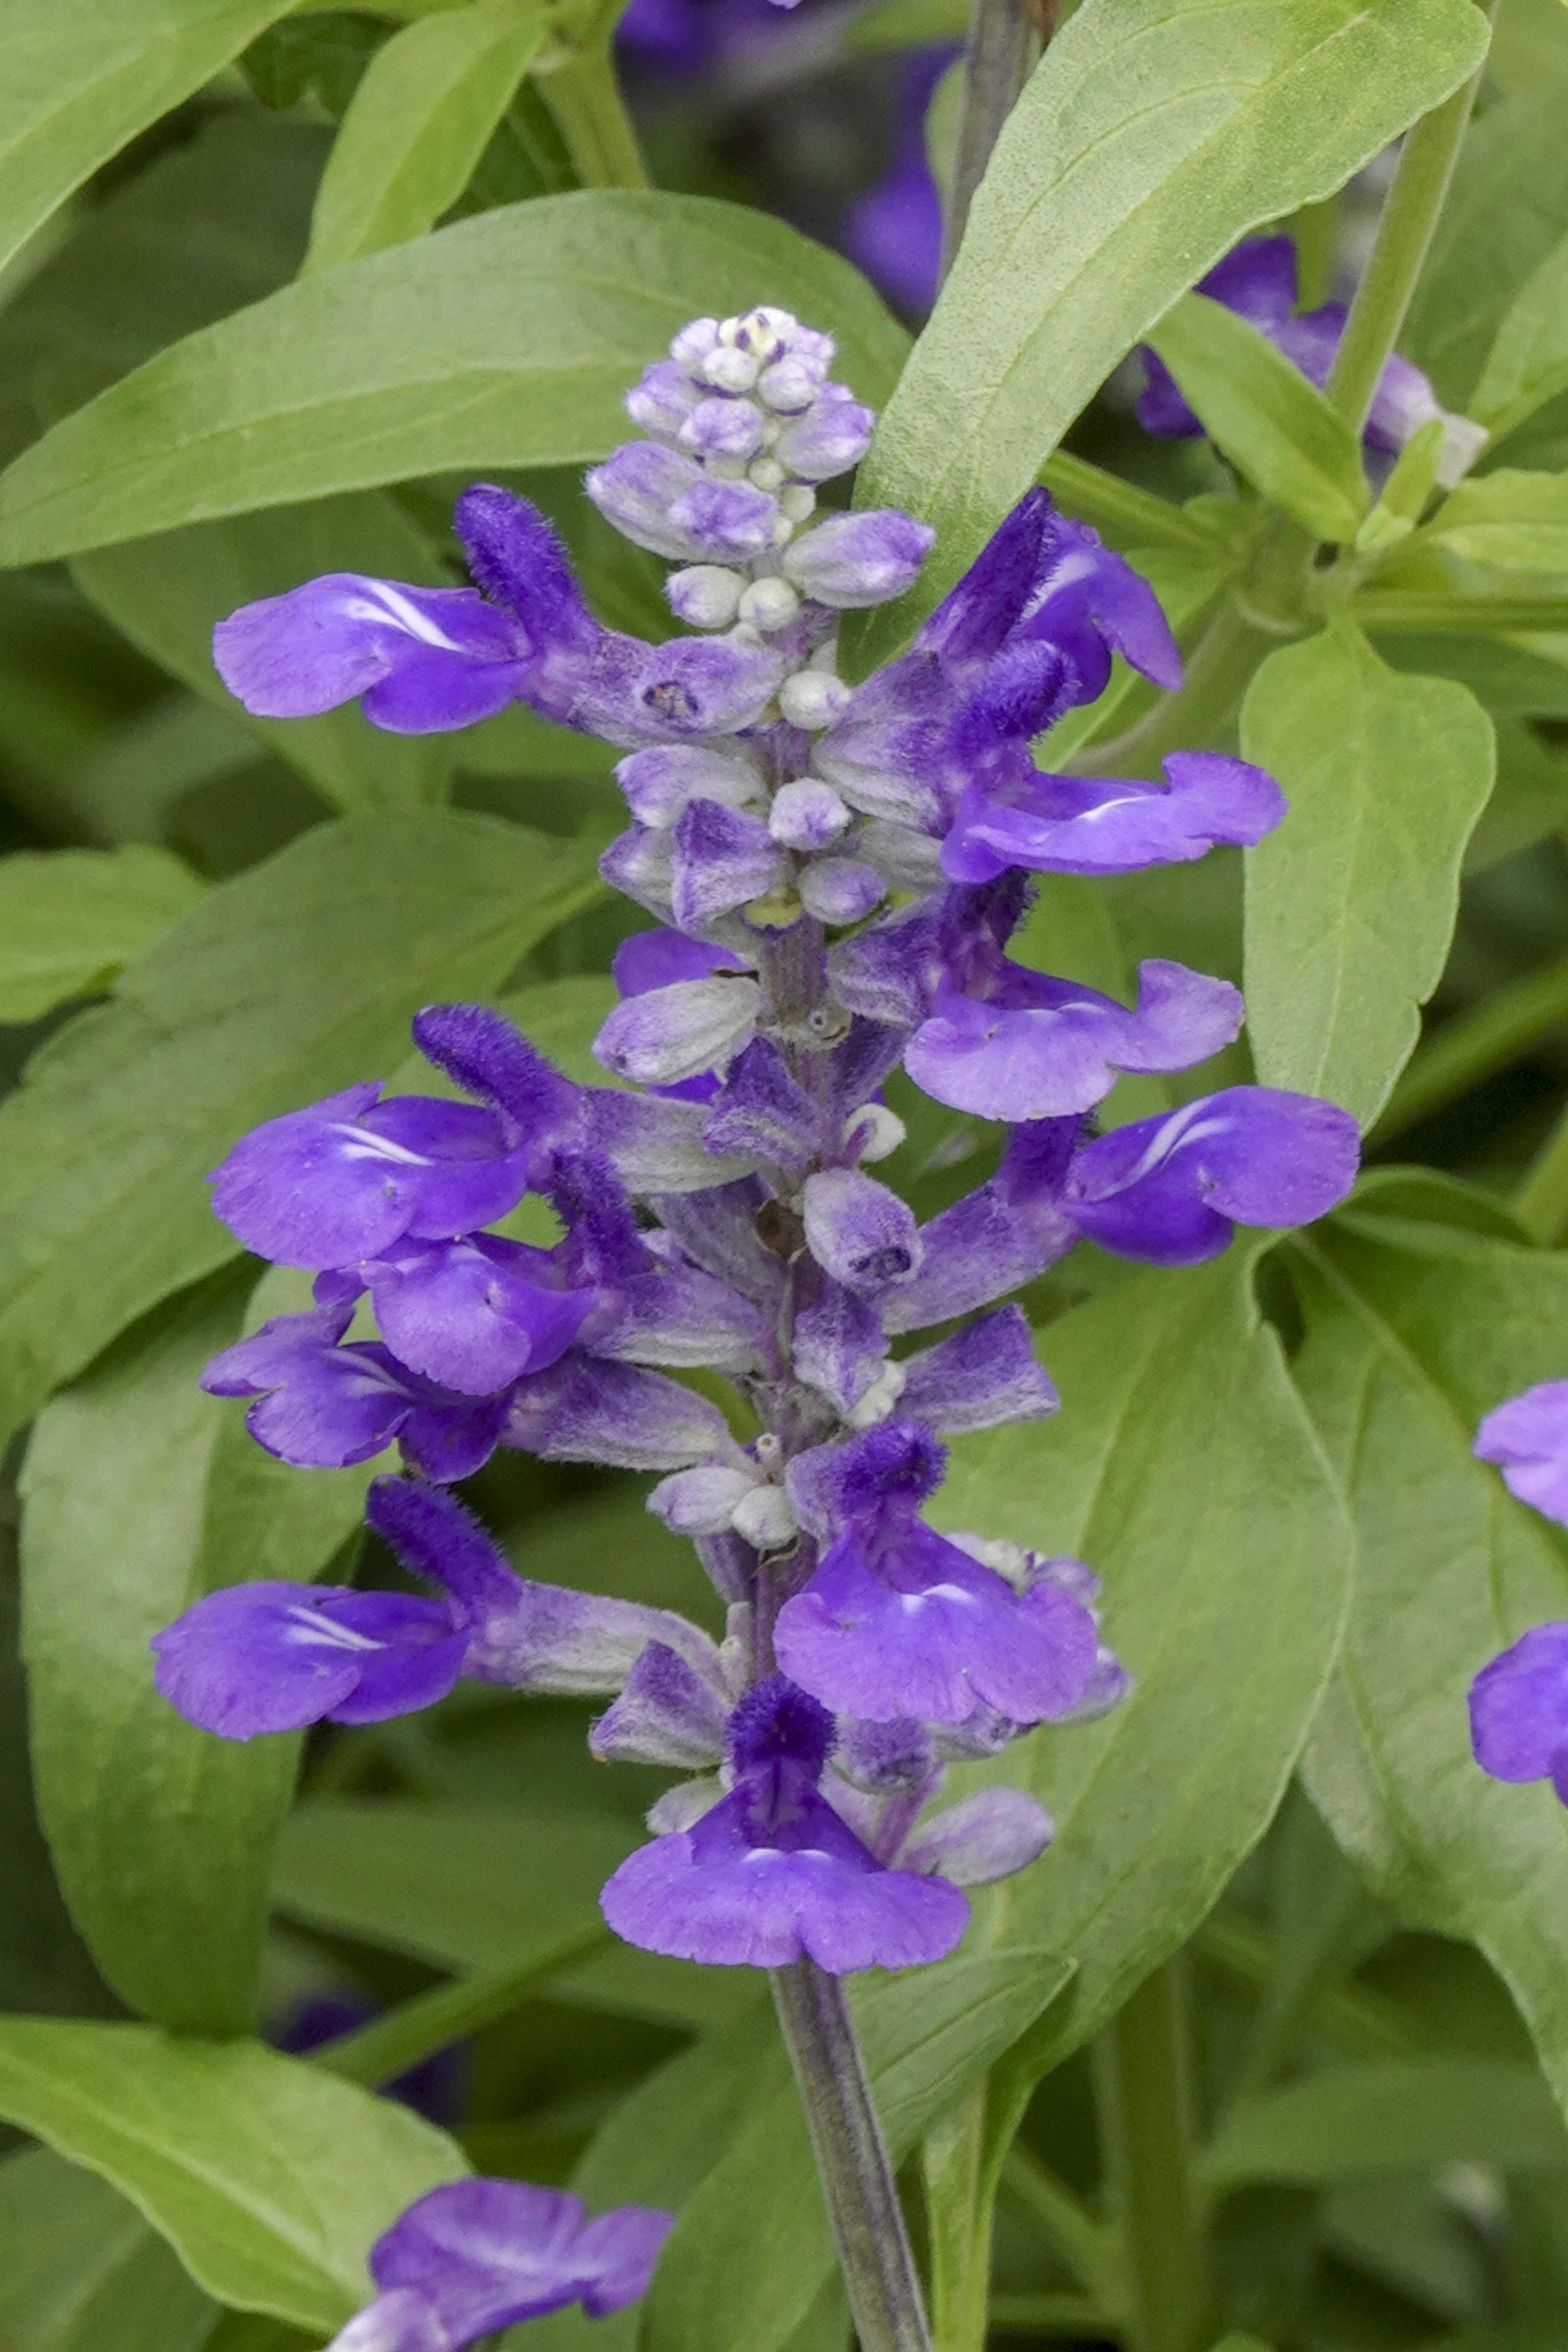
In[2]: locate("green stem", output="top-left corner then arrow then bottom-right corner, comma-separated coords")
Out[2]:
1093,1960 -> 1209,2352
941,0 -> 1038,279
988,2292 -> 1123,2336
1040,451 -> 1232,556
538,46 -> 648,189
1068,595 -> 1283,780
771,1959 -> 933,2352
1369,952 -> 1568,1148
999,2145 -> 1117,2297
1322,9 -> 1495,435
308,1925 -> 607,2089
1515,1097 -> 1568,1244
922,2081 -> 991,2352
1354,591 -> 1568,634
1194,1911 -> 1412,2058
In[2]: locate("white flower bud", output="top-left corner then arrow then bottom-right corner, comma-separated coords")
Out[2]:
748,456 -> 787,492
844,1361 -> 908,1430
758,356 -> 824,413
778,483 -> 817,524
769,777 -> 850,848
671,317 -> 720,371
842,1103 -> 906,1163
731,1484 -> 797,1551
701,345 -> 761,393
779,671 -> 853,729
737,577 -> 801,631
665,566 -> 744,629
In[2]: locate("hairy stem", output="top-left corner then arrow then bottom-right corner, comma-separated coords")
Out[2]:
1322,7 -> 1496,434
538,46 -> 648,189
941,0 -> 1039,279
771,1959 -> 934,2352
1093,1959 -> 1209,2352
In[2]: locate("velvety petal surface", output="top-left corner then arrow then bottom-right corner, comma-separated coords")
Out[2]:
212,575 -> 526,730
151,1583 -> 466,1738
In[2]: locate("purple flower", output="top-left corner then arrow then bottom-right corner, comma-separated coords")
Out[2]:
599,1676 -> 970,1969
201,1303 -> 511,1479
1474,1383 -> 1568,1526
775,1424 -> 1105,1724
1469,1623 -> 1568,1804
1058,1087 -> 1362,1262
352,1234 -> 595,1396
211,576 -> 532,732
903,958 -> 1243,1122
1138,235 -> 1486,488
325,2178 -> 673,2351
940,751 -> 1287,885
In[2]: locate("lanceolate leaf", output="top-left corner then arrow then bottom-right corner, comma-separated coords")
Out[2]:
1472,231 -> 1568,440
0,2147 -> 216,2352
930,1240 -> 1351,2074
1287,1186 -> 1568,2115
0,846 -> 206,1024
21,1265 -> 372,2035
0,2021 -> 466,2333
1241,625 -> 1494,1129
303,5 -> 548,275
1143,292 -> 1368,542
0,194 -> 908,567
0,0 -> 301,280
1203,2058 -> 1568,2187
848,0 -> 1489,665
0,810 -> 602,1458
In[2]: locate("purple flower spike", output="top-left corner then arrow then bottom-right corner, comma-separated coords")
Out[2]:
1474,1384 -> 1568,1526
326,2178 -> 675,2351
904,959 -> 1243,1122
599,1675 -> 970,1970
210,1085 -> 534,1271
1469,1623 -> 1568,1803
201,1307 -> 509,1479
1062,1087 -> 1361,1263
941,752 -> 1287,884
212,576 -> 530,733
151,1583 -> 468,1739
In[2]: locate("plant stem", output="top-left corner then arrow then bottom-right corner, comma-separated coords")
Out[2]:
999,2145 -> 1117,2295
941,0 -> 1038,279
1322,9 -> 1495,435
1354,591 -> 1568,634
1369,953 -> 1568,1148
1516,1097 -> 1568,1244
1093,1959 -> 1208,2352
539,46 -> 648,189
771,1959 -> 934,2352
988,2291 -> 1123,2336
308,1924 -> 606,2088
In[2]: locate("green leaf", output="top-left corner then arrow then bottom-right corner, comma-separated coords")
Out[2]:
1472,233 -> 1568,441
0,847 -> 206,1022
1406,89 -> 1568,413
844,0 -> 968,47
1240,625 -> 1494,1128
1286,1205 -> 1568,2116
20,1264 -> 372,2035
72,496 -> 456,813
303,5 -> 548,275
1418,469 -> 1568,573
1203,2060 -> 1568,2187
0,2019 -> 466,2333
0,193 -> 907,567
930,1242 -> 1351,2075
1144,292 -> 1368,542
0,0 -> 302,280
0,2147 -> 215,2352
0,808 -> 600,1458
847,0 -> 1488,664
625,1951 -> 1070,2352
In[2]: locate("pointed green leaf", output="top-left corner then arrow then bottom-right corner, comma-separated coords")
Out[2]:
848,0 -> 1489,665
0,2147 -> 216,2352
1288,1201 -> 1568,2115
1144,291 -> 1367,542
0,193 -> 907,567
1472,232 -> 1568,440
0,2020 -> 465,2333
1241,626 -> 1494,1127
1204,2059 -> 1568,2186
1418,468 -> 1568,573
303,5 -> 548,275
0,847 -> 206,1023
0,1 -> 301,280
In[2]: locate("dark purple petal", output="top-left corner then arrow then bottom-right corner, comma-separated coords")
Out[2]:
774,1526 -> 1100,1724
702,1038 -> 824,1179
1469,1623 -> 1568,1785
904,961 -> 1242,1121
151,1583 -> 464,1738
612,928 -> 747,998
940,751 -> 1287,884
1064,1087 -> 1361,1263
410,1003 -> 579,1147
212,576 -> 526,731
209,1087 -> 530,1270
1475,1383 -> 1568,1526
1202,234 -> 1299,325
916,490 -> 1051,671
364,1476 -> 524,1631
368,2178 -> 673,2339
1020,512 -> 1183,695
203,1310 -> 507,1477
842,162 -> 943,315
897,1306 -> 1058,1436
785,1419 -> 946,1539
364,1235 -> 593,1394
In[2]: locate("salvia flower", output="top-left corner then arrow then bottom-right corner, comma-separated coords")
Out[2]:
1470,1384 -> 1568,1810
326,2179 -> 673,2351
1138,234 -> 1487,489
178,302 -> 1363,2001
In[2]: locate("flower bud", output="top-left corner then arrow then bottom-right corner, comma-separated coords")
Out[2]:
783,511 -> 936,608
769,778 -> 851,850
665,565 -> 744,629
779,671 -> 853,729
737,577 -> 801,631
